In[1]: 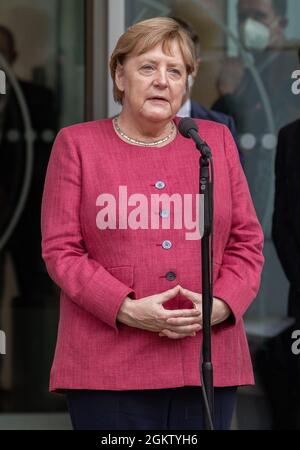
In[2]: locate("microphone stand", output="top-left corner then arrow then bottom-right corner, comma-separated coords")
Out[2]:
177,118 -> 214,429
196,138 -> 214,430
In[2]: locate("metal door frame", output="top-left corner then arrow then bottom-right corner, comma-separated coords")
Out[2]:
85,0 -> 125,120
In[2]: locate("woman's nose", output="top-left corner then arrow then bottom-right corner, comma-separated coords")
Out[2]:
153,70 -> 168,87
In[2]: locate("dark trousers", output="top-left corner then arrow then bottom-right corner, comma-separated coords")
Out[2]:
65,386 -> 237,430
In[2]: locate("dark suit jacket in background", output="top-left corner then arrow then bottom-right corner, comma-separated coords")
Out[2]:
190,100 -> 243,166
257,119 -> 300,430
272,118 -> 300,319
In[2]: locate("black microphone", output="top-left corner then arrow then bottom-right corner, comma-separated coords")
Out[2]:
178,117 -> 211,158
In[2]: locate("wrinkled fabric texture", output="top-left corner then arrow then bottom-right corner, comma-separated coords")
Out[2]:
41,117 -> 264,392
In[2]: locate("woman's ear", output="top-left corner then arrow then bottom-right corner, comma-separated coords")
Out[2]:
115,63 -> 125,93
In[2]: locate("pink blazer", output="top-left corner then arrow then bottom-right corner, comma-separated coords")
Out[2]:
41,117 -> 264,392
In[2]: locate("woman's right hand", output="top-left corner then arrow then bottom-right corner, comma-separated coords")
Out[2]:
116,285 -> 201,338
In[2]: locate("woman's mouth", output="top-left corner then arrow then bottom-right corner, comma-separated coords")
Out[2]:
148,97 -> 169,104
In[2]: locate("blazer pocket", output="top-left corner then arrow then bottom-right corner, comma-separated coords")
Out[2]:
106,265 -> 134,288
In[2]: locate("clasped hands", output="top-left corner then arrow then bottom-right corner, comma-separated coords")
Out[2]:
117,284 -> 231,340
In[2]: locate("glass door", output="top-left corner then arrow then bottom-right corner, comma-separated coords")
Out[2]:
0,0 -> 85,412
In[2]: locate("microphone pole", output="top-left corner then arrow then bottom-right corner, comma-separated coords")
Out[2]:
178,118 -> 214,430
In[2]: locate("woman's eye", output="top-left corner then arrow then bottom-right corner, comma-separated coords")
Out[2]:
141,65 -> 154,71
169,68 -> 181,75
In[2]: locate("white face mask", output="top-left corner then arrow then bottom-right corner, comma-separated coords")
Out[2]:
241,18 -> 271,51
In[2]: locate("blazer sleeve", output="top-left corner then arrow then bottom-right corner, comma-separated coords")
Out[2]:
272,128 -> 300,289
41,128 -> 135,334
213,125 -> 264,324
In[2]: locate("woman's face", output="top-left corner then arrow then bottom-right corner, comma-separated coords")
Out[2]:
116,39 -> 188,123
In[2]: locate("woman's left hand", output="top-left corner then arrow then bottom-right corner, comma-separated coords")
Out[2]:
160,286 -> 232,339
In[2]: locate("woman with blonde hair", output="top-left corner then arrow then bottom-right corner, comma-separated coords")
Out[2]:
41,17 -> 264,430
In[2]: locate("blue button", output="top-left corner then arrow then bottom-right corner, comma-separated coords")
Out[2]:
162,240 -> 172,250
166,271 -> 176,281
155,181 -> 166,190
160,209 -> 169,218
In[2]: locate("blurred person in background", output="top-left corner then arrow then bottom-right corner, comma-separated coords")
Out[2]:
173,17 -> 240,152
212,0 -> 299,223
0,25 -> 56,400
213,56 -> 244,128
213,0 -> 298,130
272,49 -> 300,429
0,24 -> 56,303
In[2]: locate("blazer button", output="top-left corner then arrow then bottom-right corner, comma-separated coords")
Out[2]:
162,240 -> 172,249
166,271 -> 176,281
160,209 -> 170,218
155,181 -> 166,190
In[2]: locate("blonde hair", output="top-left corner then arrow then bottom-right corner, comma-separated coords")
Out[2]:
110,17 -> 196,104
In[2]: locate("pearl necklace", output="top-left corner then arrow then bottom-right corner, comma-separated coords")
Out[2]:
113,115 -> 176,147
